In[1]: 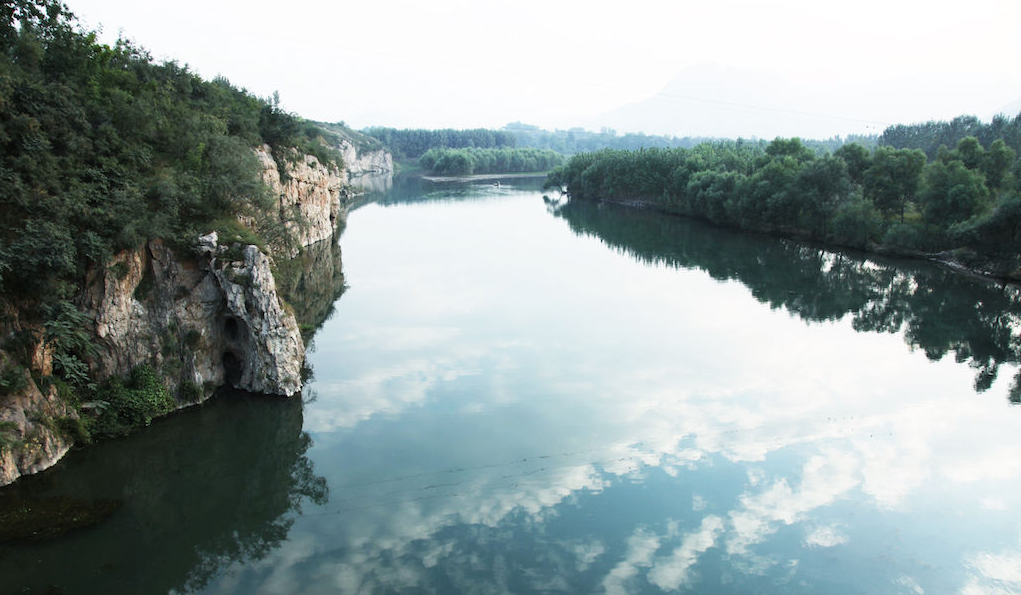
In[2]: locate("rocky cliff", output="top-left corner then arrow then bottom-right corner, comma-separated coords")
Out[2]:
256,145 -> 346,250
0,143 -> 375,486
338,139 -> 393,178
83,234 -> 304,401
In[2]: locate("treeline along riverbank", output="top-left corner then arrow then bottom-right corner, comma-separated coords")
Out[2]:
544,126 -> 1021,280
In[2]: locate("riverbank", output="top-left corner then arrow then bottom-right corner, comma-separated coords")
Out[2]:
545,140 -> 1021,287
575,195 -> 1021,285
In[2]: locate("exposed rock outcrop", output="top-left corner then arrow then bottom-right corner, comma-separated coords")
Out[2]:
0,363 -> 76,486
209,241 -> 303,396
338,139 -> 393,177
0,139 -> 390,486
83,234 -> 303,404
85,239 -> 222,396
254,138 -> 391,252
0,236 -> 306,487
256,145 -> 345,250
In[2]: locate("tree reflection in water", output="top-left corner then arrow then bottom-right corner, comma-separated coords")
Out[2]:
0,390 -> 327,595
551,199 -> 1021,401
1,210 -> 353,594
277,233 -> 347,342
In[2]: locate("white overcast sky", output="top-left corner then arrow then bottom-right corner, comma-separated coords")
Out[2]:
63,0 -> 1021,137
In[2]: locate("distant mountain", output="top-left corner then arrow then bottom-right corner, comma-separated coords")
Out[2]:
590,65 -> 813,139
994,96 -> 1021,119
589,64 -> 1020,140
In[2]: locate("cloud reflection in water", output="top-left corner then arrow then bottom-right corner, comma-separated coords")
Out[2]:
196,189 -> 1021,594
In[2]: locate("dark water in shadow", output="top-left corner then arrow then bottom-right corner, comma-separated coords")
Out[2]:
0,390 -> 326,594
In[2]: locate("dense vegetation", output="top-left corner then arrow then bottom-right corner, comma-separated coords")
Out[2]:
545,128 -> 1021,275
1,0 -> 342,308
362,127 -> 516,159
367,122 -> 876,161
0,0 -> 345,441
419,147 -> 564,176
881,114 -> 1021,159
505,121 -> 877,155
315,120 -> 385,157
503,122 -> 707,153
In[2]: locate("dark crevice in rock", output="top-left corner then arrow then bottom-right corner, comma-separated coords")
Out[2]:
222,352 -> 243,386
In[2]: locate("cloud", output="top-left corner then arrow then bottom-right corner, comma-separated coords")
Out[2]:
943,449 -> 1021,484
727,450 -> 860,556
602,527 -> 666,595
894,574 -> 925,595
960,546 -> 1021,595
804,524 -> 848,548
566,539 -> 606,572
647,516 -> 726,591
981,498 -> 1009,512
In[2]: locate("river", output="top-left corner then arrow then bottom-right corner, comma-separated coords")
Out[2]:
3,176 -> 1021,594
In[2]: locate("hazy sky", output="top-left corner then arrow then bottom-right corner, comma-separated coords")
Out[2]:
63,0 -> 1021,137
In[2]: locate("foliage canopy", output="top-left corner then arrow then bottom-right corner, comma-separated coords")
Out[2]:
547,132 -> 1021,271
0,0 -> 340,309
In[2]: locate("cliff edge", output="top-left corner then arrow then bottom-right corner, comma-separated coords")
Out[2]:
0,142 -> 383,486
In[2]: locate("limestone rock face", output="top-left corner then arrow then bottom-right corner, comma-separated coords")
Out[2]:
338,139 -> 393,177
0,137 -> 393,486
85,240 -> 226,400
256,145 -> 345,250
0,235 -> 306,485
86,235 -> 304,401
0,363 -> 76,486
211,243 -> 303,397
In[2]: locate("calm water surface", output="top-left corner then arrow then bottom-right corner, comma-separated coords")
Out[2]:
3,177 -> 1021,594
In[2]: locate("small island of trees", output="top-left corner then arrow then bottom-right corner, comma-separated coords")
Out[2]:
419,147 -> 564,176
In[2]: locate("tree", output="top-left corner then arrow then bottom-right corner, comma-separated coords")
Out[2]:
743,154 -> 801,228
834,143 -> 871,185
763,137 -> 815,163
953,136 -> 984,170
919,160 -> 988,227
982,139 -> 1016,191
831,196 -> 884,248
952,193 -> 1021,256
863,147 -> 926,221
790,156 -> 852,235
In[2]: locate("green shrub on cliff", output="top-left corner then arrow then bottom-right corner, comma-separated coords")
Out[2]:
0,0 -> 341,313
0,0 -> 348,407
89,365 -> 175,438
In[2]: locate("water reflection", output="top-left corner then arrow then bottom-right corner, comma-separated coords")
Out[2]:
7,180 -> 1021,594
349,171 -> 393,195
551,198 -> 1021,401
277,235 -> 346,340
365,173 -> 547,207
0,391 -> 327,594
220,183 -> 1021,594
